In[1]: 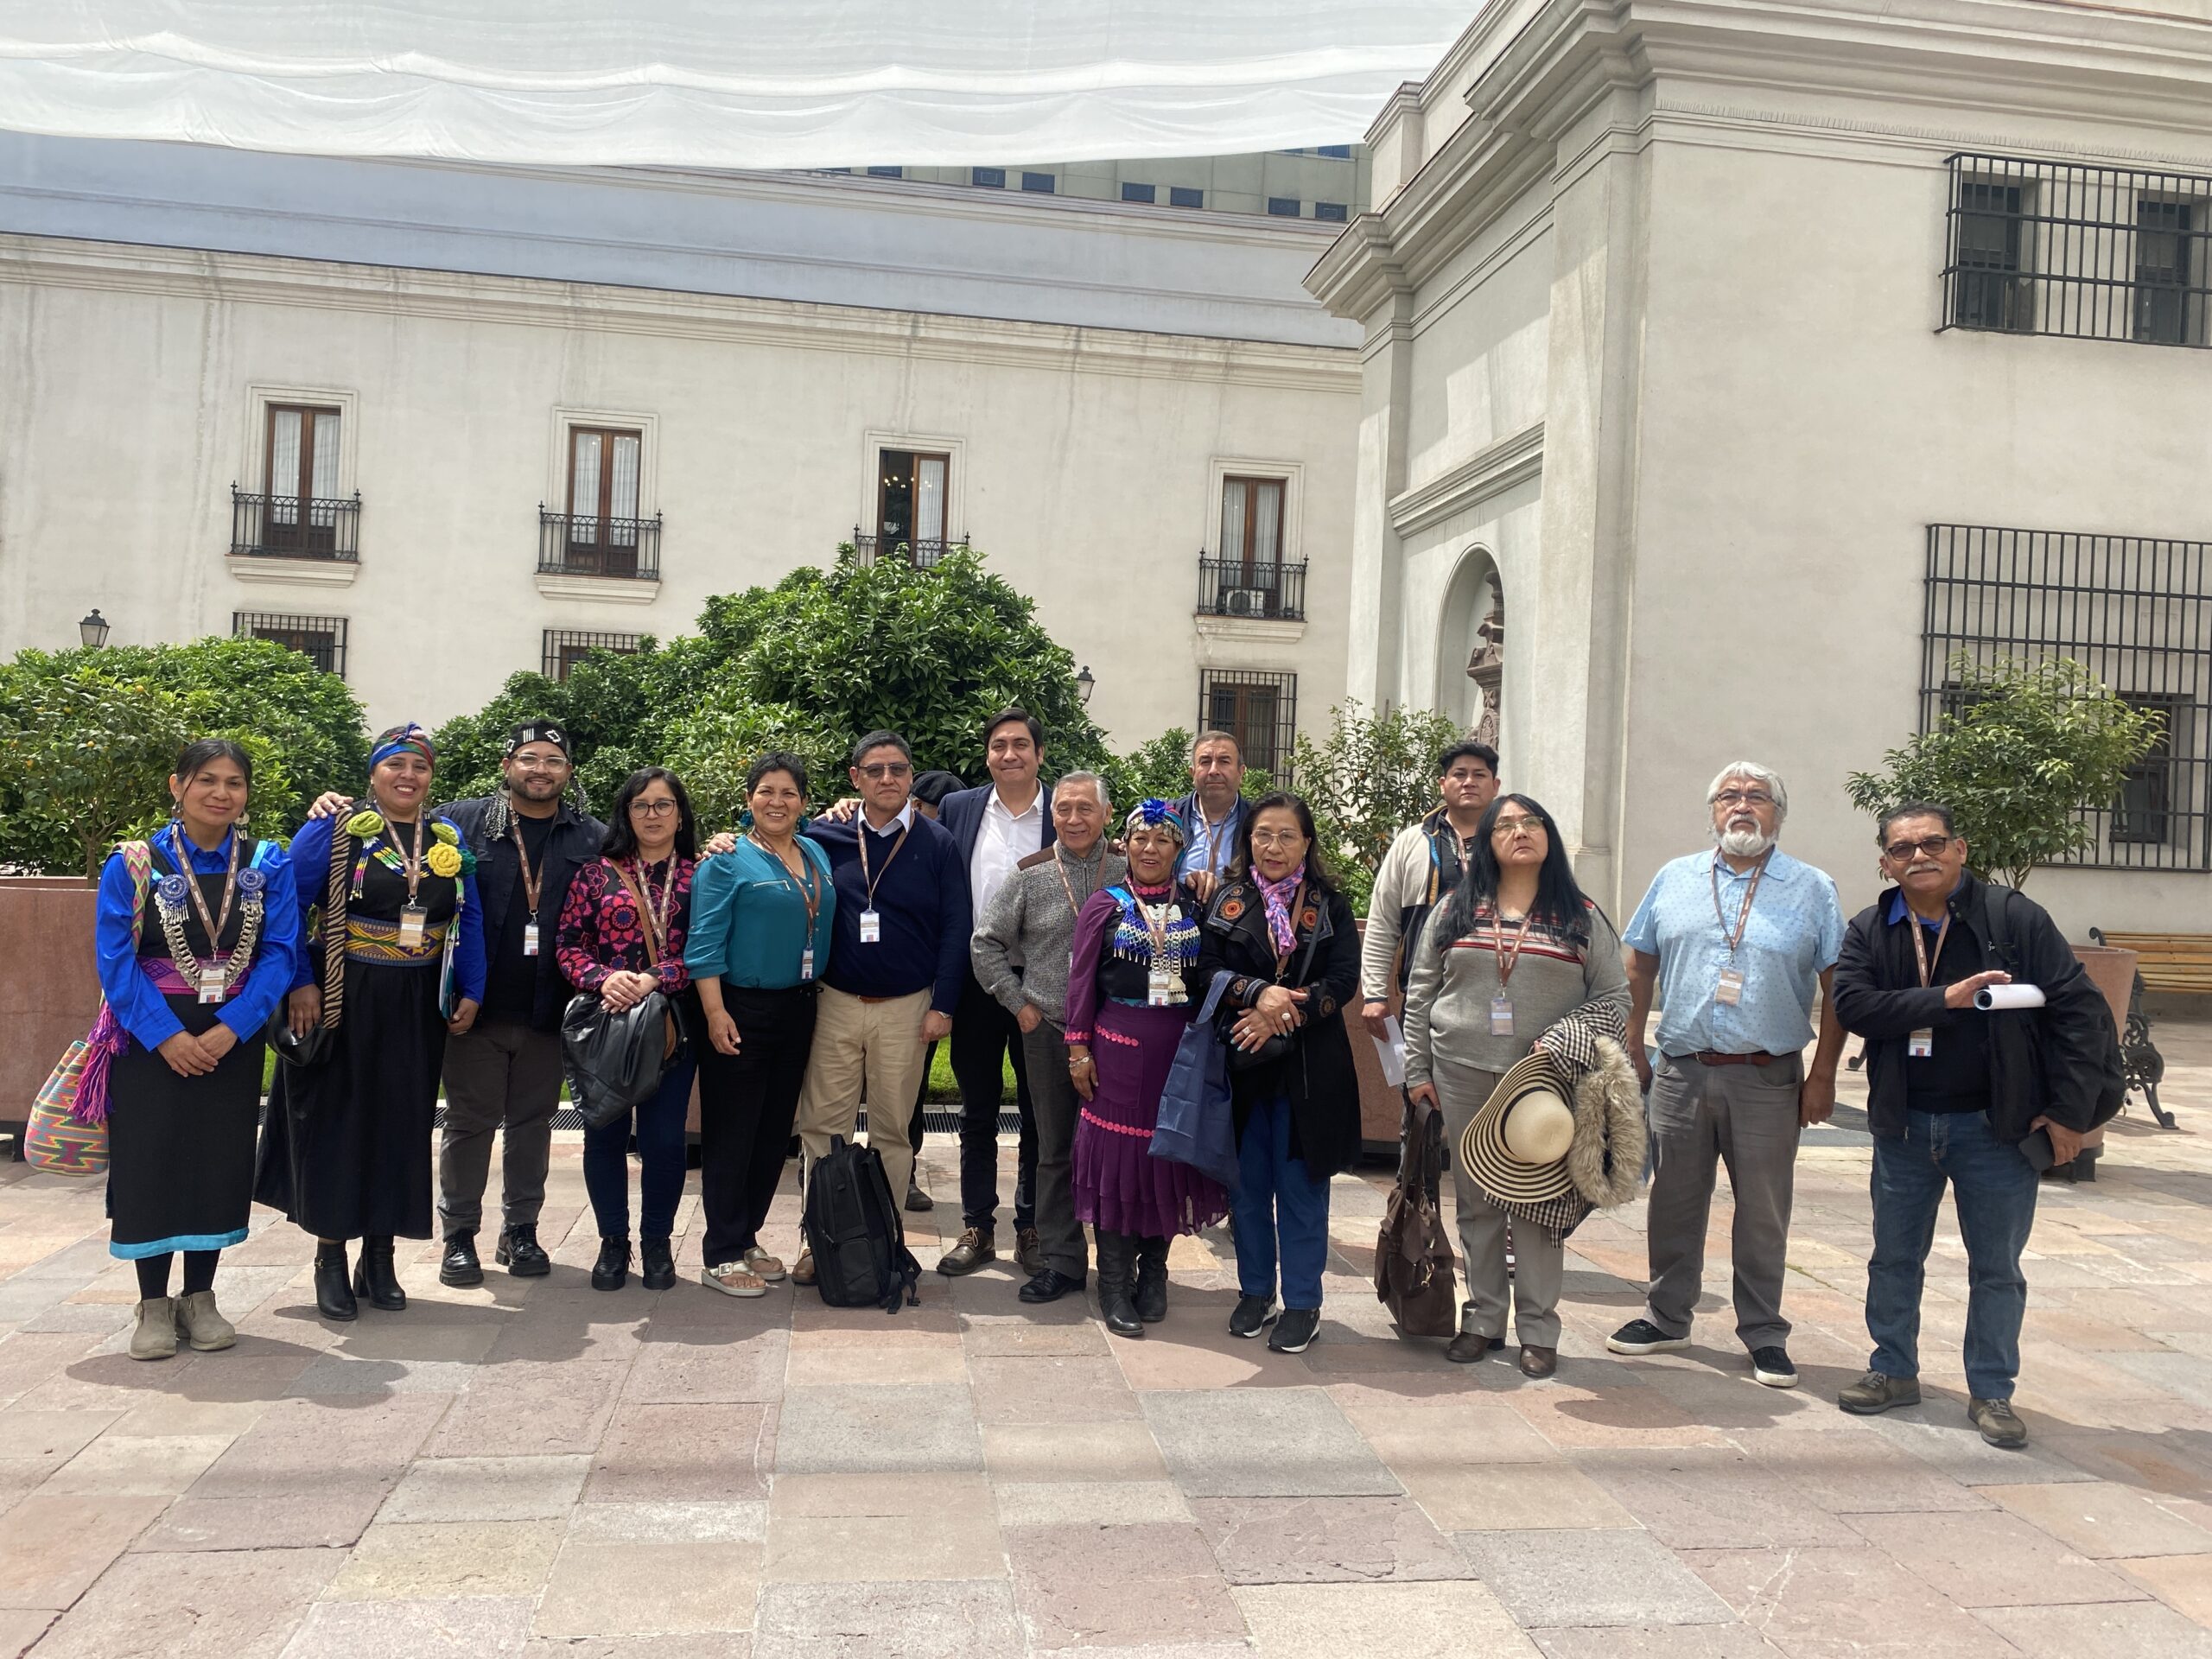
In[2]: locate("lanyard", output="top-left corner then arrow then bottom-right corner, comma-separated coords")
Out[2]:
1052,845 -> 1100,917
615,857 -> 677,963
1909,908 -> 1952,988
169,824 -> 243,944
1709,850 -> 1771,956
855,817 -> 910,910
1269,881 -> 1310,979
750,834 -> 820,930
388,817 -> 427,906
1490,904 -> 1535,988
1131,886 -> 1176,961
509,813 -> 547,918
1200,809 -> 1234,879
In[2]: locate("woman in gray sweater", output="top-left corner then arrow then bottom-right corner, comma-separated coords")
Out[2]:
1403,793 -> 1628,1376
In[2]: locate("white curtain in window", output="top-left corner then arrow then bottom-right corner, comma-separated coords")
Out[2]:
269,408 -> 301,524
308,410 -> 340,525
610,433 -> 640,546
916,455 -> 945,543
1253,480 -> 1282,569
570,430 -> 601,543
1219,485 -> 1246,569
0,3 -> 1471,168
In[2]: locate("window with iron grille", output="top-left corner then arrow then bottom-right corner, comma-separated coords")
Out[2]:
1922,524 -> 2210,870
234,612 -> 347,677
1941,154 -> 2212,347
543,630 -> 641,683
1199,670 -> 1298,780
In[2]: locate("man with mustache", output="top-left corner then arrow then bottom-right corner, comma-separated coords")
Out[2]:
1607,763 -> 1848,1390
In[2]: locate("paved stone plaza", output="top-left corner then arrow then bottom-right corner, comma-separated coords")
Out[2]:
1,1024 -> 2209,1657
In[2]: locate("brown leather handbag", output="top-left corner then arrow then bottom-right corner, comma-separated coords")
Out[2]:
1375,1095 -> 1459,1338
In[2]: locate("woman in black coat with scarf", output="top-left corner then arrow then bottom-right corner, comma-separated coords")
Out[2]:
1196,791 -> 1362,1355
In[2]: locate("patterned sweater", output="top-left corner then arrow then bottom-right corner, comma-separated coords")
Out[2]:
1402,899 -> 1628,1086
556,855 -> 696,995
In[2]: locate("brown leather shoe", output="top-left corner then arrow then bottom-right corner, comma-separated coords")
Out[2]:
1014,1227 -> 1046,1277
937,1227 -> 996,1277
1518,1344 -> 1558,1378
1445,1332 -> 1504,1364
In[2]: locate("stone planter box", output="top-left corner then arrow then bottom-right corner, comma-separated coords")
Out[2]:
0,875 -> 101,1155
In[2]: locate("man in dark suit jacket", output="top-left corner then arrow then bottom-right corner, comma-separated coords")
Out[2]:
935,708 -> 1057,1280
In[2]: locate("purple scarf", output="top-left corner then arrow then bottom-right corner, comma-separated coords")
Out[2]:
1254,868 -> 1302,958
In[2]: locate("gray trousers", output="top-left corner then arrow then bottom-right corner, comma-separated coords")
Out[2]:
1438,1061 -> 1564,1347
438,1019 -> 565,1237
1643,1051 -> 1803,1349
1021,1021 -> 1089,1280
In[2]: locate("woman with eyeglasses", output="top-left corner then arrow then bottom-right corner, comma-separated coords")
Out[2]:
556,767 -> 702,1294
1402,794 -> 1628,1377
1195,791 -> 1362,1355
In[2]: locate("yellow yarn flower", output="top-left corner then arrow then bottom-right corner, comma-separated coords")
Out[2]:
344,810 -> 385,838
425,842 -> 464,880
431,821 -> 461,848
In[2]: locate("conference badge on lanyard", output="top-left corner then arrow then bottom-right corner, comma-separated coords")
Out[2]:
1716,967 -> 1745,1006
1907,908 -> 1950,1059
859,910 -> 881,944
1490,995 -> 1514,1036
199,967 -> 226,1006
398,904 -> 429,948
1148,963 -> 1177,1007
523,922 -> 540,957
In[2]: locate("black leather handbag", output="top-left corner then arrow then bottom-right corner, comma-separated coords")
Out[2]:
266,1009 -> 335,1072
1221,897 -> 1321,1072
560,990 -> 674,1131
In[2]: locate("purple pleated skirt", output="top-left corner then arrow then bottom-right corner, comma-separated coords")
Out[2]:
1073,1001 -> 1230,1240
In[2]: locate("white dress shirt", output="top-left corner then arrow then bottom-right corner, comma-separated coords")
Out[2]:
970,785 -> 1046,916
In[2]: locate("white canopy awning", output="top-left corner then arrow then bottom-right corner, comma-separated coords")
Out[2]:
0,2 -> 1471,168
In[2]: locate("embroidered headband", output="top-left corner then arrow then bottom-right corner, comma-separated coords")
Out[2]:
505,720 -> 570,760
1124,798 -> 1187,847
370,723 -> 436,772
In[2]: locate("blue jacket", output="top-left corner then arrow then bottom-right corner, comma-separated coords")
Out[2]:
803,810 -> 969,1013
284,812 -> 487,1006
938,782 -> 1058,861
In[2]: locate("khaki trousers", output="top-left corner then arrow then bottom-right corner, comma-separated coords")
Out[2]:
796,986 -> 931,1202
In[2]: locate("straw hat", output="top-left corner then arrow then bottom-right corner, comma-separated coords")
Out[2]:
1459,1050 -> 1580,1206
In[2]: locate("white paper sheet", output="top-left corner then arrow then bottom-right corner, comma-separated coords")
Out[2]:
1373,1014 -> 1406,1087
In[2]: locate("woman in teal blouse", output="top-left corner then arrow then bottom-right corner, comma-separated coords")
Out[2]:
685,752 -> 838,1297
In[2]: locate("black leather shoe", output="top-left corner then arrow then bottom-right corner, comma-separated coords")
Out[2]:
1019,1268 -> 1084,1305
1229,1294 -> 1277,1339
353,1236 -> 406,1311
314,1244 -> 358,1322
639,1236 -> 677,1291
1446,1332 -> 1505,1363
1095,1230 -> 1143,1338
592,1236 -> 631,1292
1134,1236 -> 1168,1323
439,1232 -> 484,1287
495,1225 -> 551,1278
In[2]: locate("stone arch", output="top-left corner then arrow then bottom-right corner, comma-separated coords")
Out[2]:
1434,547 -> 1503,744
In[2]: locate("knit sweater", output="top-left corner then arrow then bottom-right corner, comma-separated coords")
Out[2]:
1402,899 -> 1628,1086
803,810 -> 970,1012
970,844 -> 1127,1027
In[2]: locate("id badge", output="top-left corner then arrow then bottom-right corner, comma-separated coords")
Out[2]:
859,909 -> 881,944
523,922 -> 540,957
1716,967 -> 1745,1006
801,945 -> 816,982
1490,995 -> 1514,1036
198,967 -> 226,1006
1148,965 -> 1176,1007
397,903 -> 429,948
1908,1027 -> 1934,1058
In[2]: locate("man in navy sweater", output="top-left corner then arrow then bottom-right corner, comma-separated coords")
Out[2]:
792,730 -> 970,1286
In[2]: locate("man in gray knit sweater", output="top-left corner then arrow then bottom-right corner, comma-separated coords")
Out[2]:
972,772 -> 1126,1304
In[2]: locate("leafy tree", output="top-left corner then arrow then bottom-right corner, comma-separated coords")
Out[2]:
1845,653 -> 2164,890
1109,727 -> 1196,813
1287,700 -> 1465,917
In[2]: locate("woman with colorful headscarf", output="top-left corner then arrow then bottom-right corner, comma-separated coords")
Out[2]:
256,723 -> 486,1322
1065,799 -> 1227,1338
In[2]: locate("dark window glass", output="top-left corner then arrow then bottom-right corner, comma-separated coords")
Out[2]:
866,166 -> 903,179
1952,181 -> 2031,332
971,167 -> 1006,188
235,613 -> 346,677
1169,186 -> 1203,208
1313,201 -> 1348,222
1121,181 -> 1155,204
2135,199 -> 2207,346
1268,197 -> 1300,217
1318,143 -> 1352,159
1199,671 -> 1297,779
1021,171 -> 1055,194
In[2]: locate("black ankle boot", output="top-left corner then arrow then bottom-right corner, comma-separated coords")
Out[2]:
353,1236 -> 406,1311
315,1243 -> 358,1322
592,1236 -> 630,1292
639,1236 -> 676,1291
1135,1236 -> 1169,1324
1096,1231 -> 1143,1338
496,1224 -> 551,1277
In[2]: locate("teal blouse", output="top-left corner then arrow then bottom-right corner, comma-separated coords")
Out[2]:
684,835 -> 837,990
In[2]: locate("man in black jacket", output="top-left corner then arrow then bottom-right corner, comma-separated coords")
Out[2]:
1830,801 -> 2107,1448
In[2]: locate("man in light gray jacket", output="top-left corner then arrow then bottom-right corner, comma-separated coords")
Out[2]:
971,772 -> 1125,1304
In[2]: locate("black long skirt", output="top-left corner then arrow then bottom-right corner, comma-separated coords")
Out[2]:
108,994 -> 264,1258
255,957 -> 448,1240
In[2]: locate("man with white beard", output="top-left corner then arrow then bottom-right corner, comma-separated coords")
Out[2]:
1606,763 -> 1847,1389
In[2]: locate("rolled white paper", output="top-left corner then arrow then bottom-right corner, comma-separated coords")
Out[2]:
1974,984 -> 2046,1011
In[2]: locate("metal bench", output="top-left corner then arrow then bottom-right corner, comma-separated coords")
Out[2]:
2089,929 -> 2184,1131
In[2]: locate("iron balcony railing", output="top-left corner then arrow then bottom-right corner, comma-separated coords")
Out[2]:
852,528 -> 966,569
230,486 -> 361,561
538,508 -> 662,580
1197,556 -> 1307,621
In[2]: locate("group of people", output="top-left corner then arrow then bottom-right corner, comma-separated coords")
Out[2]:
88,713 -> 2112,1448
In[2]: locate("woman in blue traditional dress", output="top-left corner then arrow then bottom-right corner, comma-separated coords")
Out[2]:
255,723 -> 486,1322
1065,799 -> 1227,1338
92,739 -> 299,1361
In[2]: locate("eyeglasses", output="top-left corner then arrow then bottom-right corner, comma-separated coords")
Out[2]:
1883,835 -> 1955,861
630,799 -> 680,818
1492,815 -> 1545,835
858,762 -> 912,781
1249,830 -> 1306,849
1713,790 -> 1774,808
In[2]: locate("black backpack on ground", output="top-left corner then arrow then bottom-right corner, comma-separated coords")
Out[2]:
801,1136 -> 921,1314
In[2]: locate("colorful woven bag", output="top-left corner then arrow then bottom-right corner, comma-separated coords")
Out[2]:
26,842 -> 152,1177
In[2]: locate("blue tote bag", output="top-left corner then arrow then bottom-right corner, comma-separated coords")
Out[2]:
1148,970 -> 1239,1193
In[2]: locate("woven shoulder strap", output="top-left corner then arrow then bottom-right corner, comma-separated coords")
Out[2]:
321,823 -> 350,1027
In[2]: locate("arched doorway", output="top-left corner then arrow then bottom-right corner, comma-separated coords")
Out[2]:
1434,549 -> 1503,743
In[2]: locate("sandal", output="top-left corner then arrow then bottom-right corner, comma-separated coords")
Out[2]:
742,1246 -> 787,1282
701,1261 -> 768,1299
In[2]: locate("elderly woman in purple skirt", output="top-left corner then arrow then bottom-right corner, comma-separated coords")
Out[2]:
1065,800 -> 1228,1338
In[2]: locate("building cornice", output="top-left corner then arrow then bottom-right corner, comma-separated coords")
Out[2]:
1389,423 -> 1546,536
0,233 -> 1362,397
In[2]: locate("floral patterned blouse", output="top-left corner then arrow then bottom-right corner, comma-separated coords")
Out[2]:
556,855 -> 695,995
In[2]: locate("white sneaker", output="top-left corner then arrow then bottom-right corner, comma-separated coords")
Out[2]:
701,1261 -> 767,1299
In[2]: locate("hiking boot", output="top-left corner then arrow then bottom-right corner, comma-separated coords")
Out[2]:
1606,1318 -> 1688,1356
439,1232 -> 484,1287
495,1225 -> 550,1278
1446,1332 -> 1504,1363
1751,1346 -> 1799,1389
1969,1397 -> 2028,1448
1838,1370 -> 1921,1414
1268,1306 -> 1321,1354
175,1290 -> 235,1352
640,1237 -> 676,1291
937,1227 -> 996,1277
1015,1227 -> 1046,1277
1229,1294 -> 1278,1339
129,1297 -> 177,1361
592,1236 -> 630,1292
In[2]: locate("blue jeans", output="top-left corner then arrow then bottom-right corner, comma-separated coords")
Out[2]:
1866,1109 -> 2039,1401
1232,1095 -> 1332,1311
582,1052 -> 697,1243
